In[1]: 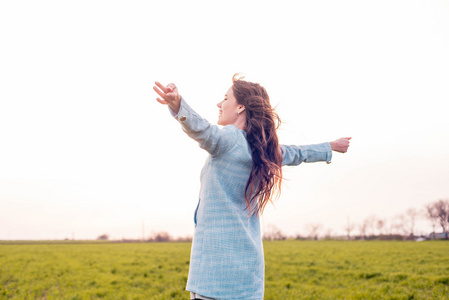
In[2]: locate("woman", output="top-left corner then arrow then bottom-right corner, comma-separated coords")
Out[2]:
153,75 -> 350,300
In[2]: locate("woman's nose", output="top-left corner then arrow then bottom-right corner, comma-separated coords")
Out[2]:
217,101 -> 222,108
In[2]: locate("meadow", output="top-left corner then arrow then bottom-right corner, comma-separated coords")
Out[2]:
0,240 -> 448,299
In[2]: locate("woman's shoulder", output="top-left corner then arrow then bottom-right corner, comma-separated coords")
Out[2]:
222,124 -> 246,136
220,125 -> 247,143
214,125 -> 249,155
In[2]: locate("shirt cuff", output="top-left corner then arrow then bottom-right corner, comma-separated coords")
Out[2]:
168,98 -> 187,122
325,142 -> 332,164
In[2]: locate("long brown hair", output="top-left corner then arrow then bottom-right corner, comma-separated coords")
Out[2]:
232,74 -> 283,216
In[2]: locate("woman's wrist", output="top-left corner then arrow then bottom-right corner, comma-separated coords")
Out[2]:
169,97 -> 181,115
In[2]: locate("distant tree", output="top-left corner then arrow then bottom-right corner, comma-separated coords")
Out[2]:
174,235 -> 193,242
405,208 -> 419,236
323,228 -> 333,239
376,218 -> 386,236
263,224 -> 286,241
425,199 -> 449,238
149,231 -> 172,242
358,220 -> 368,239
306,223 -> 322,240
392,214 -> 407,236
424,205 -> 437,234
97,234 -> 109,240
385,218 -> 394,235
293,232 -> 304,240
365,215 -> 377,237
344,217 -> 355,240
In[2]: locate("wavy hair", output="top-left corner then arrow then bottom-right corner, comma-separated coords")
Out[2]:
232,74 -> 283,216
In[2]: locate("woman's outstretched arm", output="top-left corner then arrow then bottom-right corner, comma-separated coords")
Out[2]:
281,137 -> 351,166
153,81 -> 237,156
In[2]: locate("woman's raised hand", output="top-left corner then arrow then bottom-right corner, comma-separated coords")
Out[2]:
153,81 -> 181,114
330,137 -> 352,153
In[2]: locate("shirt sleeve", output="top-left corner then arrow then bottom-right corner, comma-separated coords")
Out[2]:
168,98 -> 237,156
281,143 -> 332,166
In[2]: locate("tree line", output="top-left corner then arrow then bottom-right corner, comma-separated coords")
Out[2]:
96,199 -> 448,242
263,199 -> 449,241
96,231 -> 192,243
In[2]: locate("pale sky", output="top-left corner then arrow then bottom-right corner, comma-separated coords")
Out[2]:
1,0 -> 448,240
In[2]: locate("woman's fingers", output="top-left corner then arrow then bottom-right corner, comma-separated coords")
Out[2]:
153,84 -> 169,105
153,81 -> 180,107
155,81 -> 169,93
167,83 -> 176,92
330,137 -> 351,153
156,97 -> 167,105
153,85 -> 167,99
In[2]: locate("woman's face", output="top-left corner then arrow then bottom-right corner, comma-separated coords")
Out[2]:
217,86 -> 243,126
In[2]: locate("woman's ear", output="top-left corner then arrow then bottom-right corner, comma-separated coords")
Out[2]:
238,105 -> 245,114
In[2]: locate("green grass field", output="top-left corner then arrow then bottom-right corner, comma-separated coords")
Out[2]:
1,240 -> 448,299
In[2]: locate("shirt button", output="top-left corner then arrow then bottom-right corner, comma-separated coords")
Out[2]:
180,116 -> 187,121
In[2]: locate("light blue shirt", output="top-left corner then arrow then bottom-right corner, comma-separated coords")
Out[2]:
170,98 -> 332,300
